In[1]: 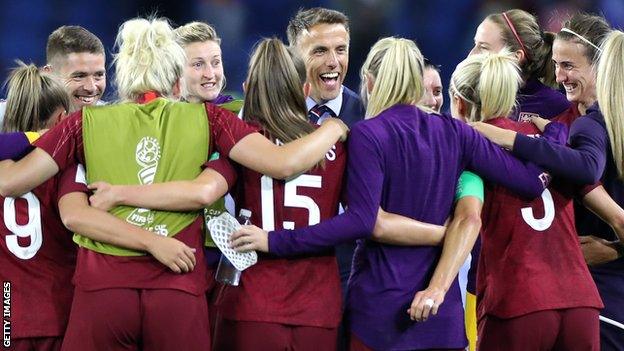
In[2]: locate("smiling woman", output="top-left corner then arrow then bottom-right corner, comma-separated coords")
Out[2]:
470,14 -> 624,349
553,15 -> 610,114
174,22 -> 228,104
470,9 -> 569,121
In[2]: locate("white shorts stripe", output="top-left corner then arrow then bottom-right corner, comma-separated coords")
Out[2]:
599,315 -> 624,330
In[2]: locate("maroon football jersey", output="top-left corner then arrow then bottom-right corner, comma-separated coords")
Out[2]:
477,117 -> 603,320
552,103 -> 581,129
217,126 -> 346,328
0,164 -> 87,338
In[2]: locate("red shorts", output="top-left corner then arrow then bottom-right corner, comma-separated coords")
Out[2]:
10,337 -> 62,351
478,308 -> 600,351
62,288 -> 210,351
214,318 -> 337,351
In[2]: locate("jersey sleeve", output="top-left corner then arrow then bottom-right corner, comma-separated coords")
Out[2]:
455,171 -> 484,202
577,181 -> 602,198
512,114 -> 607,185
459,121 -> 549,199
268,123 -> 381,256
206,103 -> 257,157
0,132 -> 34,160
205,157 -> 238,190
56,163 -> 89,201
34,111 -> 85,171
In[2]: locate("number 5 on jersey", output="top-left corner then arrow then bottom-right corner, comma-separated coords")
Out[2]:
261,174 -> 322,231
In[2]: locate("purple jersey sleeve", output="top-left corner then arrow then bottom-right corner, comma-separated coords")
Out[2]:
458,120 -> 550,199
0,132 -> 33,160
512,113 -> 607,184
268,124 -> 379,256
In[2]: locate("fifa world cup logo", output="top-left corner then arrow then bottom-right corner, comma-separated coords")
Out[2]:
126,137 -> 164,233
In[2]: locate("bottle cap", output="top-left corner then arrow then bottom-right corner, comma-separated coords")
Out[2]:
239,208 -> 252,218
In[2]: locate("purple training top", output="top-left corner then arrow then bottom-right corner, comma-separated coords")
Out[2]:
211,94 -> 234,105
0,132 -> 32,160
511,78 -> 570,122
268,105 -> 550,350
513,103 -> 607,185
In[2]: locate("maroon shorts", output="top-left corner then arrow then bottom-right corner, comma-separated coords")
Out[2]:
214,318 -> 337,351
62,288 -> 210,351
10,337 -> 62,351
478,307 -> 600,351
349,333 -> 463,351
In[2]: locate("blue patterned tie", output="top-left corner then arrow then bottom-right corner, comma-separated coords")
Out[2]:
308,104 -> 336,124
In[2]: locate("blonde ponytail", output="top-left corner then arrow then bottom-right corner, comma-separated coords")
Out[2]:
597,30 -> 624,179
480,52 -> 521,119
450,51 -> 521,122
360,37 -> 424,118
2,61 -> 69,132
113,17 -> 186,101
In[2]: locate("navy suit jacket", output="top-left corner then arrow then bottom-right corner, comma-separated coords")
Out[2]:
339,86 -> 365,128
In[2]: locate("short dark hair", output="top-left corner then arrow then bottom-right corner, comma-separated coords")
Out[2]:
423,58 -> 440,72
286,7 -> 349,46
46,26 -> 105,64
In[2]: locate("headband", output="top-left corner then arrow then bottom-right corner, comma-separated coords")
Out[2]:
450,80 -> 476,105
560,27 -> 602,52
502,12 -> 531,60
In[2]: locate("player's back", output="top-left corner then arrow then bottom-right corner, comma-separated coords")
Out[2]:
0,169 -> 79,339
477,117 -> 602,320
348,105 -> 468,285
218,125 -> 347,328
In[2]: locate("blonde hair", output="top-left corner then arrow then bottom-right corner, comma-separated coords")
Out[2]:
242,38 -> 313,143
486,9 -> 557,87
597,30 -> 624,179
449,51 -> 521,122
113,17 -> 186,101
174,21 -> 227,99
360,37 -> 424,118
2,61 -> 70,132
174,21 -> 221,46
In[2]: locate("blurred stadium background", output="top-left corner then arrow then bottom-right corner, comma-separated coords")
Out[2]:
0,0 -> 622,111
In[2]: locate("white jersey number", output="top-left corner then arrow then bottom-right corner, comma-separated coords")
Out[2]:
3,192 -> 43,259
520,189 -> 555,231
261,174 -> 322,231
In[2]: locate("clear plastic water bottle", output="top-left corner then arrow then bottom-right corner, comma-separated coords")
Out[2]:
215,209 -> 252,286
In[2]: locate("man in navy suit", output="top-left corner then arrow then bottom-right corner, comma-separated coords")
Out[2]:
287,8 -> 365,350
287,7 -> 365,128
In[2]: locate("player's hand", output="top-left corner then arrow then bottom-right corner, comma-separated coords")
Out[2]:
531,116 -> 551,132
469,122 -> 516,149
230,225 -> 269,253
88,181 -> 119,211
146,235 -> 197,273
323,117 -> 349,142
407,285 -> 446,322
579,235 -> 619,266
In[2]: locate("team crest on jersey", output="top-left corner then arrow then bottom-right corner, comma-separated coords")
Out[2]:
126,137 -> 168,235
518,112 -> 541,123
539,172 -> 552,188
